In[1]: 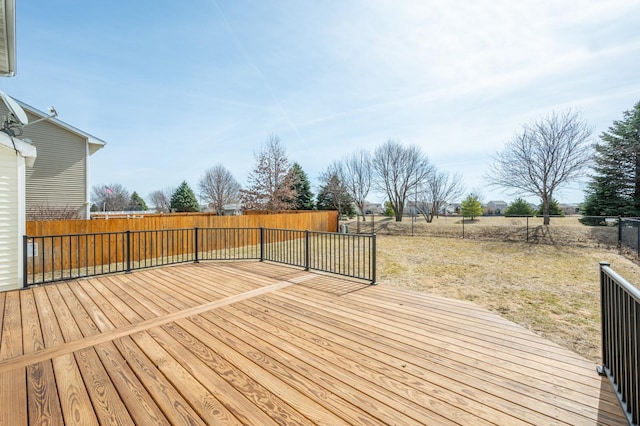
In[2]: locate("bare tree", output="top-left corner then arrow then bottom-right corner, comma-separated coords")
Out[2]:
240,134 -> 297,212
92,184 -> 130,211
339,149 -> 372,227
486,110 -> 593,225
372,140 -> 434,222
27,205 -> 82,221
148,187 -> 173,213
199,164 -> 241,215
416,170 -> 465,222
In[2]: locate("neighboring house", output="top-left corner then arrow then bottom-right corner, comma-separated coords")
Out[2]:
0,100 -> 106,219
485,200 -> 508,215
559,203 -> 580,215
223,204 -> 242,215
200,204 -> 243,215
363,202 -> 383,215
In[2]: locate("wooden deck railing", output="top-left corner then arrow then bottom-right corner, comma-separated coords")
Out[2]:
23,227 -> 376,287
598,262 -> 639,426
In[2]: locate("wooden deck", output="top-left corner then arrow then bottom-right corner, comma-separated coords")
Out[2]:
0,261 -> 627,425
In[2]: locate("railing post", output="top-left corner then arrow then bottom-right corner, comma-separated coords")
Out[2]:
371,233 -> 377,285
597,261 -> 611,377
618,215 -> 622,251
125,230 -> 132,274
23,235 -> 28,288
194,227 -> 199,263
259,227 -> 264,262
305,230 -> 310,271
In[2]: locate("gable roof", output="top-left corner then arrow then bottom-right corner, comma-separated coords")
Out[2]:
16,100 -> 106,155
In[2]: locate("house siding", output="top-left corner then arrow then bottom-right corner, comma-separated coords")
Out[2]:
0,146 -> 19,288
0,105 -> 88,217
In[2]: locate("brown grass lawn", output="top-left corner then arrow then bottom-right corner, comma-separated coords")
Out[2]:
347,215 -> 640,362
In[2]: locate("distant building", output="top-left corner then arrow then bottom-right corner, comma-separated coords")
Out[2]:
362,202 -> 383,215
223,204 -> 242,215
443,203 -> 458,215
559,203 -> 580,215
201,203 -> 243,215
485,200 -> 508,215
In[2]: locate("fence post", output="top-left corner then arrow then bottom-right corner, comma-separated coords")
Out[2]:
125,230 -> 132,273
305,230 -> 310,271
23,235 -> 28,288
618,216 -> 622,251
526,216 -> 529,243
259,227 -> 264,262
194,227 -> 199,263
462,218 -> 465,239
597,261 -> 611,377
371,233 -> 377,285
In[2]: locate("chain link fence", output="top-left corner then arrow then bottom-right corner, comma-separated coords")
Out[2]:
619,217 -> 640,258
348,214 -> 619,248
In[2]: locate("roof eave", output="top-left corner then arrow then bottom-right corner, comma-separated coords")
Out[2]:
0,0 -> 17,77
16,100 -> 108,153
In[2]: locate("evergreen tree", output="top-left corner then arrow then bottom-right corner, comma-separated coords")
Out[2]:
504,198 -> 535,216
170,181 -> 200,212
583,101 -> 640,218
383,201 -> 395,217
536,198 -> 563,216
316,174 -> 355,218
460,193 -> 483,219
129,191 -> 148,211
289,163 -> 314,210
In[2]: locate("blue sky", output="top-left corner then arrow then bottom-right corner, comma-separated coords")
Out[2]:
3,0 -> 640,205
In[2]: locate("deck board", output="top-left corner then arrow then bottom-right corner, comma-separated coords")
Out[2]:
0,261 -> 629,425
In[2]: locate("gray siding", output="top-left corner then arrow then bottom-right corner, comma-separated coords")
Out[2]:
0,104 -> 88,217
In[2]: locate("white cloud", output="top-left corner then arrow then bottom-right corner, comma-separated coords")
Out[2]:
5,0 -> 640,204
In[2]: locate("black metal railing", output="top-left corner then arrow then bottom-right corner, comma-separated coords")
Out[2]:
598,262 -> 639,426
261,228 -> 376,282
23,227 -> 376,287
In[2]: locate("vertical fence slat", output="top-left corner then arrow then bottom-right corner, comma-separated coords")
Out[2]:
23,227 -> 377,287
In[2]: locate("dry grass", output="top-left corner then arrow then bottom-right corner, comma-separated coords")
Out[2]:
347,215 -> 640,362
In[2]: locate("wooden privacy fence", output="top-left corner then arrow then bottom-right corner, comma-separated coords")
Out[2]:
26,211 -> 339,236
24,211 -> 339,280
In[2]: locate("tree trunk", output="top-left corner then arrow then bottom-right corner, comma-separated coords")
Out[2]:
542,196 -> 550,225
